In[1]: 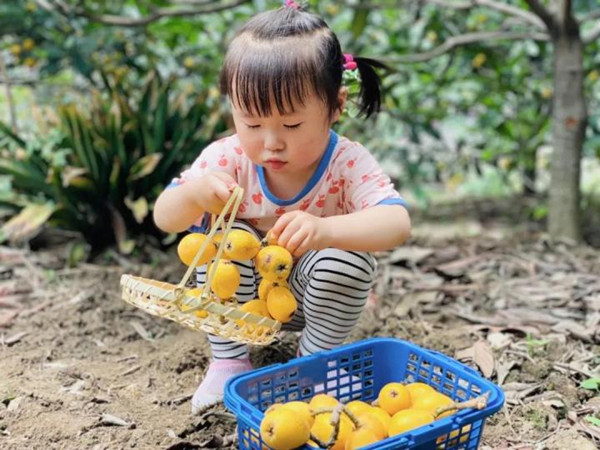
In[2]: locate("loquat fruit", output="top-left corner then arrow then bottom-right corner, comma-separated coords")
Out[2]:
266,286 -> 297,323
223,229 -> 261,260
311,413 -> 354,450
309,394 -> 339,410
412,392 -> 455,419
260,407 -> 311,450
405,382 -> 435,400
388,408 -> 434,437
345,400 -> 373,417
177,233 -> 217,267
344,427 -> 381,449
366,407 -> 391,432
258,278 -> 289,302
255,245 -> 293,282
207,260 -> 240,300
377,382 -> 412,415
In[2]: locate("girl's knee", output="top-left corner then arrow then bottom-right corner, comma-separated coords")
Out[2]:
311,248 -> 376,284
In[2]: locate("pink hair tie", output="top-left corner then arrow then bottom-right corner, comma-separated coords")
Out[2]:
284,0 -> 300,9
343,53 -> 357,71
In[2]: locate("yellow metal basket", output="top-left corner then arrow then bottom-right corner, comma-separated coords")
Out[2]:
120,187 -> 282,345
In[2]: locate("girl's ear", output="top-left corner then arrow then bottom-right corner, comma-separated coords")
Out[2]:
331,87 -> 348,123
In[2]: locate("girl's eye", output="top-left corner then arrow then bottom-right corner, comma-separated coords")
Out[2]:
284,123 -> 302,129
245,123 -> 260,129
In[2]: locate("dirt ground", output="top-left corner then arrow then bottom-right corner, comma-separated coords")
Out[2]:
1,202 -> 599,450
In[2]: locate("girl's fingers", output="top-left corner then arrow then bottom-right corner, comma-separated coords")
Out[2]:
286,230 -> 307,256
292,236 -> 310,257
277,216 -> 301,248
271,212 -> 297,243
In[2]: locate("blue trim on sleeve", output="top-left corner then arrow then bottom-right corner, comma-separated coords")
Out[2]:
166,181 -> 179,189
256,130 -> 338,206
377,198 -> 409,209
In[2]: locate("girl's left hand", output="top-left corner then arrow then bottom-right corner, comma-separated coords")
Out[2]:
270,211 -> 331,257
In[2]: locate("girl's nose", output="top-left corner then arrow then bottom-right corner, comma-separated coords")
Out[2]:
264,132 -> 285,152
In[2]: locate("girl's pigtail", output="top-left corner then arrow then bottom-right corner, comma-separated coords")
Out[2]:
354,57 -> 388,118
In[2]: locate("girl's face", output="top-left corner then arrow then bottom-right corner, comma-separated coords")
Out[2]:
231,89 -> 347,179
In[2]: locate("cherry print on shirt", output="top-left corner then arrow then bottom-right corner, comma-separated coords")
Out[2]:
300,198 -> 311,211
252,192 -> 263,205
234,146 -> 243,155
361,174 -> 371,184
361,200 -> 369,209
275,207 -> 286,216
316,194 -> 326,208
200,161 -> 208,169
347,157 -> 358,169
218,156 -> 228,167
329,180 -> 340,194
238,201 -> 248,213
326,171 -> 333,182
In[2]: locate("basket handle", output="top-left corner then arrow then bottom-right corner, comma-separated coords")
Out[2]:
174,186 -> 245,300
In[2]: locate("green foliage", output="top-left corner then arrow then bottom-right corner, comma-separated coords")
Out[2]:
580,377 -> 600,391
0,73 -> 225,251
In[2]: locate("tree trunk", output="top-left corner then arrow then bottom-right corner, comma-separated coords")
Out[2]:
549,32 -> 586,242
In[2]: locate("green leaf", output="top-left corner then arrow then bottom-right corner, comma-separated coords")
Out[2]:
585,415 -> 600,427
0,121 -> 26,147
124,196 -> 149,224
580,378 -> 600,391
128,153 -> 163,182
0,202 -> 56,243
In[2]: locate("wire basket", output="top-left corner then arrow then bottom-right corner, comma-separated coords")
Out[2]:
120,186 -> 282,345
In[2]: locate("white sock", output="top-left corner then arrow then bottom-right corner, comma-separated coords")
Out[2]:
191,358 -> 252,414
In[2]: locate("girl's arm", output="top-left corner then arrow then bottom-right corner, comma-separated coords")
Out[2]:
153,180 -> 206,233
271,205 -> 411,256
323,204 -> 411,252
153,172 -> 237,233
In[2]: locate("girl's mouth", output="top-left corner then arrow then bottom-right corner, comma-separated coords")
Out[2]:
265,160 -> 287,170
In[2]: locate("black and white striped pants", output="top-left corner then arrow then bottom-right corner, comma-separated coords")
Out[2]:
196,221 -> 376,359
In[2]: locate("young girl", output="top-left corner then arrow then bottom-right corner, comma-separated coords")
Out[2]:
153,2 -> 411,414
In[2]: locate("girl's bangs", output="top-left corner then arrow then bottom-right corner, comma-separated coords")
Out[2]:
224,47 -> 320,117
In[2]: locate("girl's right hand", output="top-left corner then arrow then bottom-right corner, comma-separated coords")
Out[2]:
190,171 -> 238,214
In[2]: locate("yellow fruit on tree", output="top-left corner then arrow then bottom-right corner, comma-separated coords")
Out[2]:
345,427 -> 381,449
177,233 -> 217,267
388,408 -> 434,437
207,260 -> 240,300
378,382 -> 412,415
311,413 -> 354,450
223,229 -> 261,260
23,38 -> 35,51
266,287 -> 297,323
260,407 -> 311,450
258,278 -> 289,301
255,246 -> 293,282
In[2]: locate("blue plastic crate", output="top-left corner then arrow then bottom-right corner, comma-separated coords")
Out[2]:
224,337 -> 505,450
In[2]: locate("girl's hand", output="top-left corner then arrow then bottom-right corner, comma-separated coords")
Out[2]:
270,211 -> 332,257
188,171 -> 238,214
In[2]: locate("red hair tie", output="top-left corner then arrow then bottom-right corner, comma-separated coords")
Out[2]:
343,53 -> 357,71
284,0 -> 300,9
